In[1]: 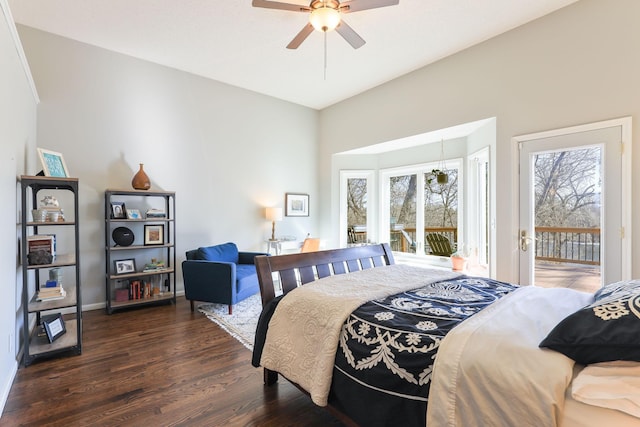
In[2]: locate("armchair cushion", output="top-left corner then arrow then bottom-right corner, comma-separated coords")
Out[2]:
236,264 -> 260,294
196,242 -> 239,263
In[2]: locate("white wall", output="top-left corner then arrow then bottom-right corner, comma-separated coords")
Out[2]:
319,0 -> 640,283
17,26 -> 320,308
0,0 -> 37,414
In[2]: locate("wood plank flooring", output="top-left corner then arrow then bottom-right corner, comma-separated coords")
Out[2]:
3,296 -> 343,426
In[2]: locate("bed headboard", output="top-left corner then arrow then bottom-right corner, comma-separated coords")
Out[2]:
254,243 -> 395,307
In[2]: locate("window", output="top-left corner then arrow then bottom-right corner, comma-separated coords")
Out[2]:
381,159 -> 462,258
340,170 -> 375,247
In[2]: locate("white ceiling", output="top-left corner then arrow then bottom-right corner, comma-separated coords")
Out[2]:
8,0 -> 578,110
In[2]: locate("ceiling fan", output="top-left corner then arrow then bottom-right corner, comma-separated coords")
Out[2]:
252,0 -> 400,49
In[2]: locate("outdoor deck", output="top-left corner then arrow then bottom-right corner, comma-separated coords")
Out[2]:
534,261 -> 601,294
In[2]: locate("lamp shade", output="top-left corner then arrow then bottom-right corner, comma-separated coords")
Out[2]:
265,207 -> 283,222
309,7 -> 341,32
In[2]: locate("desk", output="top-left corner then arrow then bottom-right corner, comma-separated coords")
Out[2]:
266,239 -> 300,255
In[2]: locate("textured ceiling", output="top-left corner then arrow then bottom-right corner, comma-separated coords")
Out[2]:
9,0 -> 578,110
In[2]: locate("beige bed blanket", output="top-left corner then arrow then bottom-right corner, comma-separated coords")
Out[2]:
426,286 -> 594,427
260,264 -> 461,406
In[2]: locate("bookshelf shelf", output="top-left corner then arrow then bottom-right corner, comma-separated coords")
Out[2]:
20,175 -> 82,366
104,189 -> 176,314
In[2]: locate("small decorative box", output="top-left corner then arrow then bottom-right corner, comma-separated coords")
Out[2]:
115,289 -> 129,302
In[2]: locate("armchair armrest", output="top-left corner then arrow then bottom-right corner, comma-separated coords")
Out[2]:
182,260 -> 237,301
238,251 -> 270,265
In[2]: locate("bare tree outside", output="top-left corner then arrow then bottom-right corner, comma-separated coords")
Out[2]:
424,168 -> 458,228
534,146 -> 601,265
534,148 -> 601,228
347,178 -> 367,226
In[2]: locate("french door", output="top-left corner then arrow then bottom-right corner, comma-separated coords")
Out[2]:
517,119 -> 631,289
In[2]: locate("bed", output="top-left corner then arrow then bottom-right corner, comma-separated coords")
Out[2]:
251,244 -> 640,426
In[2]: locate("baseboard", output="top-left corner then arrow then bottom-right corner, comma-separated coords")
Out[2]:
62,290 -> 185,313
0,359 -> 18,418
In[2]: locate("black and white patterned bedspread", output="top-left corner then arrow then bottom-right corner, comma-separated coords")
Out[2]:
328,276 -> 518,426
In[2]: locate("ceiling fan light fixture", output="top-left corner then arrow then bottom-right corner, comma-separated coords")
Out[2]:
309,7 -> 341,32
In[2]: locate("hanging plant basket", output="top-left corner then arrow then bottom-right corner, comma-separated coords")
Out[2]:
429,169 -> 448,185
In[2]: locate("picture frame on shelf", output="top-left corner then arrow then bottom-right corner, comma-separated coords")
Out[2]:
115,258 -> 136,275
111,202 -> 126,219
285,193 -> 309,217
37,148 -> 70,178
41,313 -> 66,343
144,224 -> 164,245
126,209 -> 142,219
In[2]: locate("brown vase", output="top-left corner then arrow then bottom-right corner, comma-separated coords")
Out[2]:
131,163 -> 151,190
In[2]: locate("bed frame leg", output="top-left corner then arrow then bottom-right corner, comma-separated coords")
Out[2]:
264,368 -> 278,385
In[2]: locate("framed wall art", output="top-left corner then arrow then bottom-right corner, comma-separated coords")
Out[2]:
115,258 -> 136,275
37,148 -> 70,178
285,193 -> 309,217
111,202 -> 126,219
126,209 -> 142,219
41,313 -> 66,343
144,224 -> 164,245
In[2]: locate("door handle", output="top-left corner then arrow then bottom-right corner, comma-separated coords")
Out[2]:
520,230 -> 535,252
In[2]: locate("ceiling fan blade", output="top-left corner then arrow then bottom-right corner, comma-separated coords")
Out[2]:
335,20 -> 365,49
286,23 -> 315,49
252,0 -> 311,12
339,0 -> 399,13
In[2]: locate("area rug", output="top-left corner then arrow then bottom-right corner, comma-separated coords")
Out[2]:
198,293 -> 262,351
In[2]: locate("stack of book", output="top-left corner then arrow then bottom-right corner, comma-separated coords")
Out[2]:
145,208 -> 166,218
143,260 -> 167,272
36,286 -> 66,302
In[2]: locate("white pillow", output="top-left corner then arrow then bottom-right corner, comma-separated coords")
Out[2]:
572,361 -> 640,418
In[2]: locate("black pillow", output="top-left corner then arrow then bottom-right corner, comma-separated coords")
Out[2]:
540,280 -> 640,365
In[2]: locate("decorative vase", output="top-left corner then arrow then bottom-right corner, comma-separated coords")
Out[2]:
131,163 -> 151,190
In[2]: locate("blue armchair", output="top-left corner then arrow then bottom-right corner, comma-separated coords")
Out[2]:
182,242 -> 268,314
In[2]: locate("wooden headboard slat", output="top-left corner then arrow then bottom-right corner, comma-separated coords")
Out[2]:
333,261 -> 347,275
299,266 -> 316,284
346,259 -> 360,272
360,257 -> 373,269
317,264 -> 331,278
280,269 -> 298,294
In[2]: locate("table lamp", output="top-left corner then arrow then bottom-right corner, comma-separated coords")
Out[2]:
265,207 -> 283,241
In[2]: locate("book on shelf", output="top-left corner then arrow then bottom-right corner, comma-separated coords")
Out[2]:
27,235 -> 55,255
145,208 -> 166,218
143,260 -> 167,272
130,280 -> 141,300
36,285 -> 66,301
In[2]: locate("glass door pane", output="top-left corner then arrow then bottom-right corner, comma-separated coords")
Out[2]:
389,174 -> 417,253
533,147 -> 602,292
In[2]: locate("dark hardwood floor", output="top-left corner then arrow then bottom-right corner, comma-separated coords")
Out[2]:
3,296 -> 344,426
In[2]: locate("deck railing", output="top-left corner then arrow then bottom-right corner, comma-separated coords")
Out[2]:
535,226 -> 600,265
352,226 -> 600,265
